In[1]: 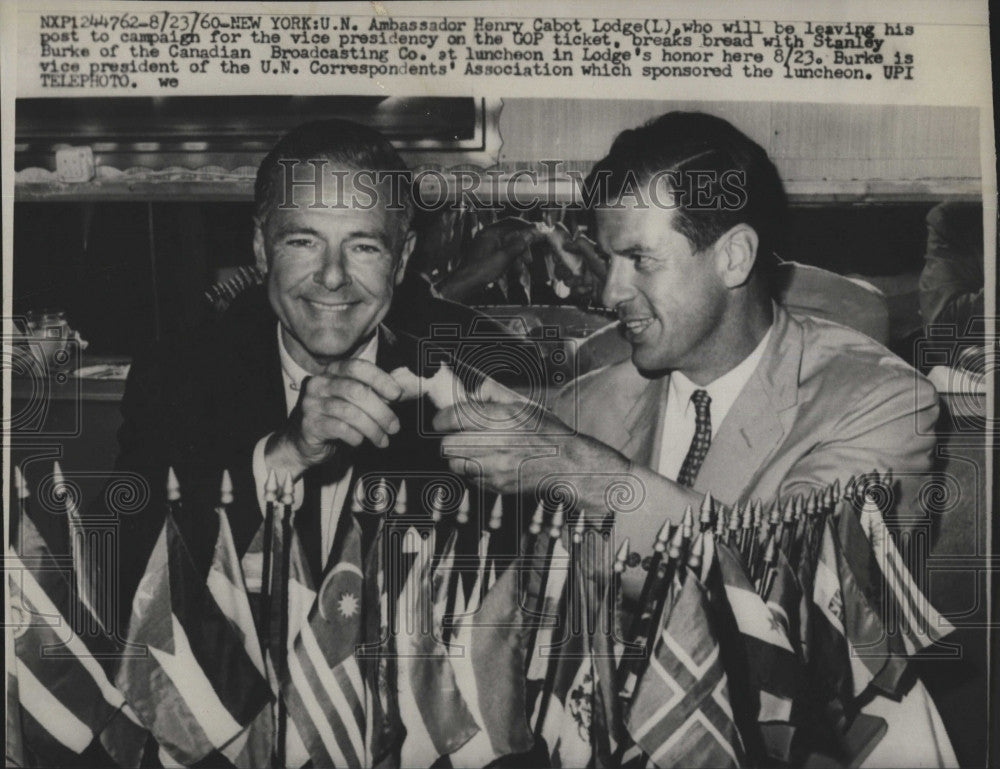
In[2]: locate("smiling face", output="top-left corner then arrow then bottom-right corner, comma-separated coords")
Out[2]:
254,168 -> 413,373
597,196 -> 730,378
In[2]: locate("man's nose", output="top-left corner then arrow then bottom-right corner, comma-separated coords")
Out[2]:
313,245 -> 351,291
601,256 -> 633,310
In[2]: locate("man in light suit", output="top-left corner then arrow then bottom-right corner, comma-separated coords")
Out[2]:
434,111 -> 939,597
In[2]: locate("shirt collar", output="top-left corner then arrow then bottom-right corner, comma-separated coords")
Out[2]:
277,325 -> 379,392
669,325 -> 773,431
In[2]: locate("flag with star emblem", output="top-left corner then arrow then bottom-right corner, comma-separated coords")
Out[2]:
624,570 -> 745,769
282,516 -> 369,769
114,513 -> 271,766
714,540 -> 800,726
9,509 -> 148,768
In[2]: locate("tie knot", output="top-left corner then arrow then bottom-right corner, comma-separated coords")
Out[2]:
691,389 -> 711,413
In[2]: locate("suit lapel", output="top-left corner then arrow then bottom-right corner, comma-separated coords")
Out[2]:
621,377 -> 669,469
694,306 -> 802,502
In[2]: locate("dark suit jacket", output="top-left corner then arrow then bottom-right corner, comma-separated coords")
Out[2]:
104,286 -> 496,636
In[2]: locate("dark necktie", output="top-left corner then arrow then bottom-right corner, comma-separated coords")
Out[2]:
676,390 -> 712,488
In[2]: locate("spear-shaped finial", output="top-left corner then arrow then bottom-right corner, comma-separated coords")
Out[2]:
782,496 -> 796,525
680,505 -> 694,541
264,468 -> 278,503
456,487 -> 470,524
654,517 -> 672,552
219,469 -> 234,506
528,500 -> 545,536
667,524 -> 685,561
699,492 -> 715,532
396,479 -> 408,515
728,502 -> 743,535
767,500 -> 781,527
763,534 -> 778,567
686,532 -> 705,572
740,501 -> 754,530
279,472 -> 295,507
549,502 -> 565,540
166,466 -> 181,502
805,490 -> 818,517
614,539 -> 630,574
832,478 -> 842,504
844,476 -> 857,501
822,484 -> 834,511
751,499 -> 764,529
14,466 -> 28,500
430,487 -> 446,523
487,494 -> 503,531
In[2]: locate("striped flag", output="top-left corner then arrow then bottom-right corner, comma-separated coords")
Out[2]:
833,511 -> 908,696
625,571 -> 745,769
282,516 -> 369,769
535,542 -> 601,768
715,541 -> 800,725
859,499 -> 955,656
209,510 -> 272,769
6,590 -> 26,768
8,511 -> 147,767
396,528 -> 480,767
114,513 -> 271,765
450,531 -> 535,766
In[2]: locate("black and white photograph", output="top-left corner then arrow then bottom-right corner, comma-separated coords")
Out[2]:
3,3 -> 996,769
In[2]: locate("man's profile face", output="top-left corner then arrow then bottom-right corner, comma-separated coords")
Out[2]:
254,165 -> 412,370
597,192 -> 728,376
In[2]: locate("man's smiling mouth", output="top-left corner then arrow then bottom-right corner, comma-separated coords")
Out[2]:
621,317 -> 655,335
304,298 -> 358,312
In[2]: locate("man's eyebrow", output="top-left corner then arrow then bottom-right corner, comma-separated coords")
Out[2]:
345,229 -> 389,242
272,224 -> 323,239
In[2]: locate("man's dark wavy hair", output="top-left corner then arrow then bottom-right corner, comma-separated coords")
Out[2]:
254,118 -> 414,240
583,111 -> 787,273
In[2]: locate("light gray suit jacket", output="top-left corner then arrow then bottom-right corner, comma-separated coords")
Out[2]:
554,305 -> 939,596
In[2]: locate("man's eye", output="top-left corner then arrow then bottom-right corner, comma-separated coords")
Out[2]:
351,243 -> 383,255
285,238 -> 316,248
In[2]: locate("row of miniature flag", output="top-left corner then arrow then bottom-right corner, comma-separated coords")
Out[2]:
7,464 -> 957,768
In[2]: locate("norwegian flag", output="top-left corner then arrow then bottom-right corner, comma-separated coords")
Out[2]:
624,572 -> 745,769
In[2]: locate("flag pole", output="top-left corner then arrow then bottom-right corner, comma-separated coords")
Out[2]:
274,473 -> 294,769
529,504 -> 566,742
260,469 -> 278,651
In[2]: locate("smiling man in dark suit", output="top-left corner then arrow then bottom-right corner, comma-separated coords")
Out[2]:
435,111 -> 941,598
109,120 -> 472,634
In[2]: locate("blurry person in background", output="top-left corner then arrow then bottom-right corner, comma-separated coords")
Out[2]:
918,201 -> 986,372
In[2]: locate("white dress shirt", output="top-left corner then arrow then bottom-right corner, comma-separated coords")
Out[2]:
251,325 -> 378,572
657,327 -> 773,482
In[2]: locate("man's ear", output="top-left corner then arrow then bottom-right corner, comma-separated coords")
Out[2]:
394,230 -> 416,286
714,223 -> 759,289
252,218 -> 269,275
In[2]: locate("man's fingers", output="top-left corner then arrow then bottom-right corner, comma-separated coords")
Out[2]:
311,415 -> 367,448
326,358 -> 404,402
316,398 -> 394,449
